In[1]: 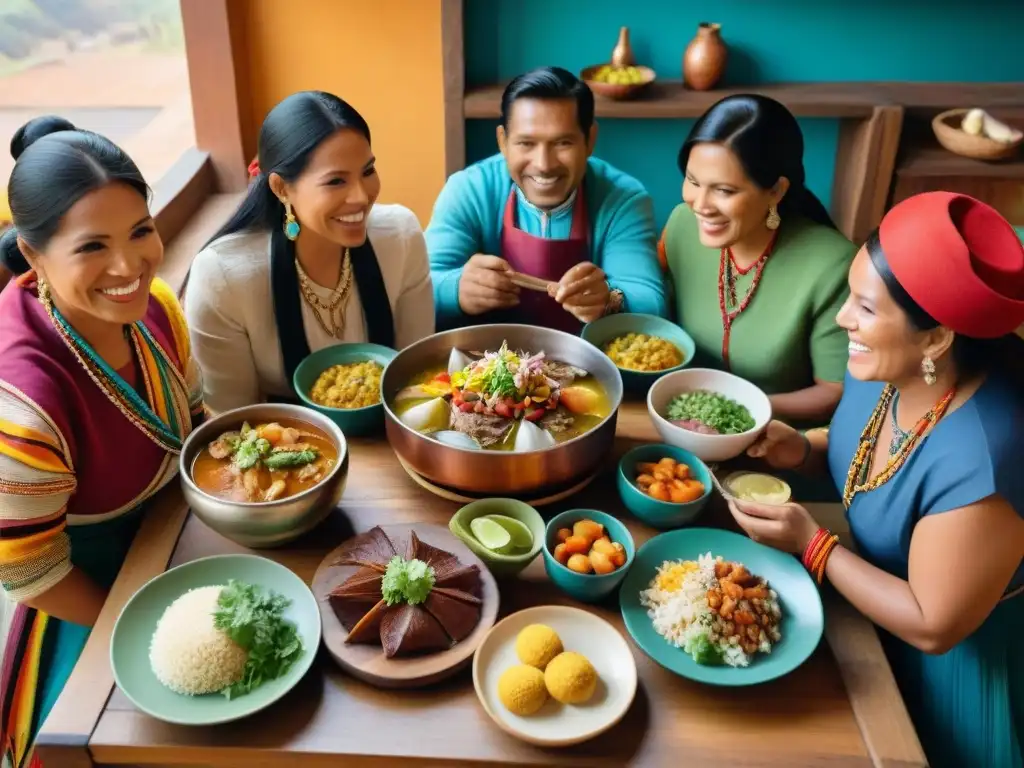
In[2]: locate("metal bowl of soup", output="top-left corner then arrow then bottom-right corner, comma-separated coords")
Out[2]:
180,403 -> 349,548
382,324 -> 624,496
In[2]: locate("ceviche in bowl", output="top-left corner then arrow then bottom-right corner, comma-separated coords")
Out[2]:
647,369 -> 771,462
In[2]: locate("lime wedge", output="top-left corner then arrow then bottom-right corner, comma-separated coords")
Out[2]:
726,473 -> 792,505
483,514 -> 534,553
470,516 -> 512,552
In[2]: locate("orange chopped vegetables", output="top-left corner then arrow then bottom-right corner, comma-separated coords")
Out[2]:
550,518 -> 626,575
634,457 -> 706,503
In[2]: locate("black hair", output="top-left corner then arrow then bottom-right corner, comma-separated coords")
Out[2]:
499,66 -> 595,137
678,94 -> 836,230
0,115 -> 148,275
866,227 -> 1024,382
203,91 -> 371,250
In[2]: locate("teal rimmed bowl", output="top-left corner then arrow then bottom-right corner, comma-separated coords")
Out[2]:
581,313 -> 695,392
617,443 -> 712,529
294,343 -> 398,436
620,528 -> 824,686
110,554 -> 320,725
449,498 -> 545,578
542,509 -> 635,603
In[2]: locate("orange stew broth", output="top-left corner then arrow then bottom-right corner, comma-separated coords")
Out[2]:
191,418 -> 338,502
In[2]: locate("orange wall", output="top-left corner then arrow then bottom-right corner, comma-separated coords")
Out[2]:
227,0 -> 447,226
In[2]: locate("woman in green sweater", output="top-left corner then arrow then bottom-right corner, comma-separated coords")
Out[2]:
660,94 -> 856,426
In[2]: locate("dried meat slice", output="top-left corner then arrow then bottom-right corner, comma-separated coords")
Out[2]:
408,531 -> 462,580
431,586 -> 482,606
344,599 -> 388,644
332,526 -> 398,567
424,590 -> 482,643
329,566 -> 383,600
380,603 -> 451,658
434,564 -> 482,596
330,592 -> 380,632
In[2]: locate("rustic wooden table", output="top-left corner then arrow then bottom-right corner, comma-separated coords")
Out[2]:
36,402 -> 927,768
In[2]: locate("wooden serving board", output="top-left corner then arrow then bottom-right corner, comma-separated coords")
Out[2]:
311,523 -> 500,689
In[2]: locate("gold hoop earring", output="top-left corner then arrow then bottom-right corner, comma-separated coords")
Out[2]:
921,356 -> 936,386
283,201 -> 300,241
766,205 -> 781,231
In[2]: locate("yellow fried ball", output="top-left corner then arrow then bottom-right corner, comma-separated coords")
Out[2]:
514,624 -> 563,670
497,664 -> 548,716
544,651 -> 598,705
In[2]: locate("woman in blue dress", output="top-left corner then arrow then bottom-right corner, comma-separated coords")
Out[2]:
729,191 -> 1024,768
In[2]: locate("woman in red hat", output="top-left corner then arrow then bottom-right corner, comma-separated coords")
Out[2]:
727,192 -> 1024,768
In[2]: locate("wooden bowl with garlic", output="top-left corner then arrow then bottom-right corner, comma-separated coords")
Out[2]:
932,108 -> 1022,161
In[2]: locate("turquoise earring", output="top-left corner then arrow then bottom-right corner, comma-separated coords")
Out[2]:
283,201 -> 300,240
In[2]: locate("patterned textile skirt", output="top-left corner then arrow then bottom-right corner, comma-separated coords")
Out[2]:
1,507 -> 144,768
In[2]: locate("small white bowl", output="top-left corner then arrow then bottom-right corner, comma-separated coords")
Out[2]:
472,605 -> 637,747
646,368 -> 772,462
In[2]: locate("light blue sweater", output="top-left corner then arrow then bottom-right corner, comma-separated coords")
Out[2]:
425,153 -> 668,329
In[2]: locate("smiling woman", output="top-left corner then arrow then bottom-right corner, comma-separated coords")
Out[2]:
660,95 -> 857,428
183,91 -> 434,414
0,116 -> 203,768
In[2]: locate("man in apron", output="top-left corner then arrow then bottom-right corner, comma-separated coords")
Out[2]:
426,67 -> 668,333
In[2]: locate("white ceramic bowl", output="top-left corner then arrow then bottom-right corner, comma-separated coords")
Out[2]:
472,605 -> 637,747
646,368 -> 772,462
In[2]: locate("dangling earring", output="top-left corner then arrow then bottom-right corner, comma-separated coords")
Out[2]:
921,356 -> 936,386
37,274 -> 52,306
766,205 -> 781,231
283,201 -> 300,241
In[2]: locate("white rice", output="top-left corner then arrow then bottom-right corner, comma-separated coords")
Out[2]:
149,585 -> 248,696
639,552 -> 782,668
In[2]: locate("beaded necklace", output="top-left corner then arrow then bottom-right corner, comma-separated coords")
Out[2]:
39,278 -> 189,454
842,383 -> 956,508
717,231 -> 777,369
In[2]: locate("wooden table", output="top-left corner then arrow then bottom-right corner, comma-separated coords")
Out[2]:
36,403 -> 927,768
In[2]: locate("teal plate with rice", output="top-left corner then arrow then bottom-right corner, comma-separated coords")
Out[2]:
110,554 -> 321,725
619,528 -> 823,686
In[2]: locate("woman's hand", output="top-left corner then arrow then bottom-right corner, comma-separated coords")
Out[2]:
746,420 -> 811,470
726,498 -> 821,555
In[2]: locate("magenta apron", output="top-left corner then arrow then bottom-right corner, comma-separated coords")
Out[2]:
500,185 -> 590,335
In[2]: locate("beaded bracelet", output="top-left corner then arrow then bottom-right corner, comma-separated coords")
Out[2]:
801,528 -> 829,569
802,528 -> 840,585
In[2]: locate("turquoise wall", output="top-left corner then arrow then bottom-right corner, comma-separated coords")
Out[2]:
464,1 -> 1024,228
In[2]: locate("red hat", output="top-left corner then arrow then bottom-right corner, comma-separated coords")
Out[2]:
877,191 -> 1024,339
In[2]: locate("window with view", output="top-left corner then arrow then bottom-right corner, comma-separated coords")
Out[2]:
0,0 -> 194,226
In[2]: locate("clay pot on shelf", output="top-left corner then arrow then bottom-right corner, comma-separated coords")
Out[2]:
610,26 -> 635,68
683,22 -> 727,91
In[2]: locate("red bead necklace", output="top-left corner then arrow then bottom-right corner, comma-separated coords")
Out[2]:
717,232 -> 778,369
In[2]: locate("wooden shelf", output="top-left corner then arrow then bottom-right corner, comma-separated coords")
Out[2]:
465,81 -> 874,119
896,144 -> 1024,179
464,81 -> 1024,121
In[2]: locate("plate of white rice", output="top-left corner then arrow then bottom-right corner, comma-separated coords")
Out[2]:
110,554 -> 321,725
619,528 -> 823,686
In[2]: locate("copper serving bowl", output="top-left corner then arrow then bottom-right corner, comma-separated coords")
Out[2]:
382,325 -> 624,496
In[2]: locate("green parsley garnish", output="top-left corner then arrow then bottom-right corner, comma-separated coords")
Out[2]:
381,556 -> 436,606
481,343 -> 518,398
666,390 -> 755,435
212,580 -> 304,700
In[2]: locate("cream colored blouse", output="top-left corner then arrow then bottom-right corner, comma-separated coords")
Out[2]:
184,204 -> 434,414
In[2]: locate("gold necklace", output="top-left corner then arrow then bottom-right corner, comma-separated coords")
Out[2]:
295,249 -> 353,338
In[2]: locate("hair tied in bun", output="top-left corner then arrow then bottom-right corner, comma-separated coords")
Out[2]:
10,115 -> 77,160
0,227 -> 30,275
